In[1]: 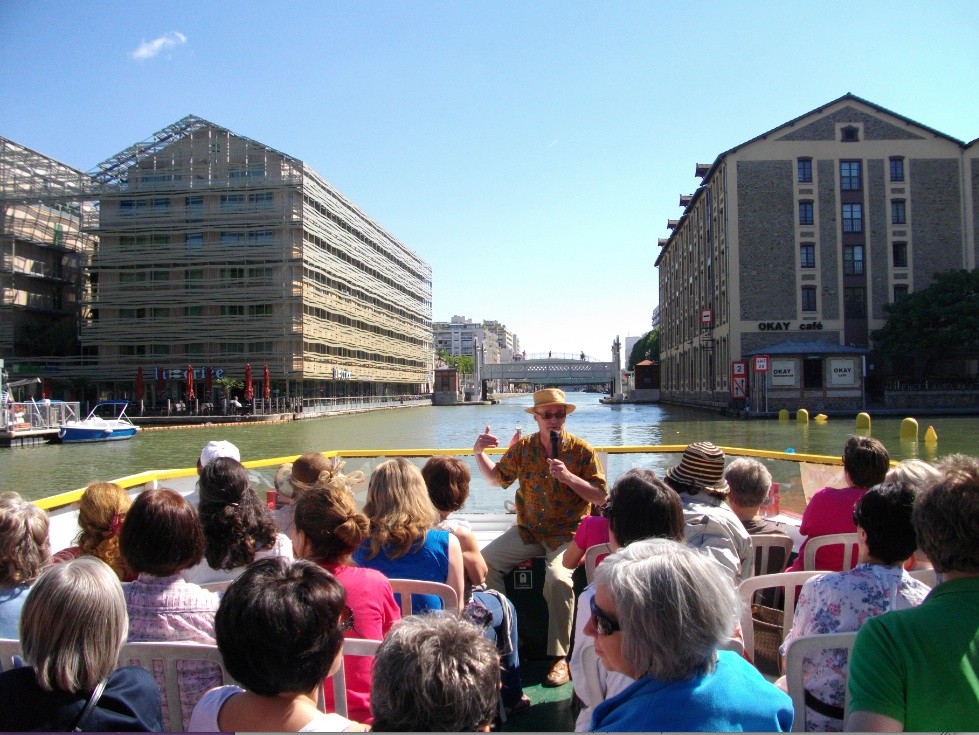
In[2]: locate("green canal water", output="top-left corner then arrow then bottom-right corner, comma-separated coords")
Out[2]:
3,394 -> 978,511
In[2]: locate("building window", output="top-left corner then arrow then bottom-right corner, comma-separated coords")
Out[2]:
800,243 -> 815,268
219,231 -> 246,245
186,233 -> 203,249
841,125 -> 859,142
247,230 -> 274,246
803,358 -> 823,389
843,244 -> 865,275
151,308 -> 170,318
229,162 -> 266,179
798,159 -> 813,183
845,287 -> 866,319
892,241 -> 908,268
151,344 -> 170,355
841,160 -> 862,190
894,285 -> 909,301
185,269 -> 204,290
186,305 -> 203,317
220,194 -> 246,211
248,304 -> 273,317
185,196 -> 204,221
802,285 -> 817,312
220,267 -> 245,282
186,343 -> 204,355
220,305 -> 244,316
799,201 -> 814,226
842,203 -> 863,233
890,157 -> 905,182
249,192 -> 273,210
220,342 -> 246,354
892,200 -> 907,225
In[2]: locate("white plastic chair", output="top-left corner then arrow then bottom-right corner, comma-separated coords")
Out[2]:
118,641 -> 236,732
0,638 -> 23,671
324,638 -> 382,718
738,571 -> 822,665
908,567 -> 937,587
784,631 -> 858,731
199,580 -> 233,593
584,543 -> 611,584
751,534 -> 795,576
803,533 -> 859,571
388,579 -> 459,616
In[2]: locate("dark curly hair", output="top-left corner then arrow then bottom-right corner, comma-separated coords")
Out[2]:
197,457 -> 278,570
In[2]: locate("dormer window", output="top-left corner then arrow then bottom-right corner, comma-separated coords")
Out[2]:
841,125 -> 859,142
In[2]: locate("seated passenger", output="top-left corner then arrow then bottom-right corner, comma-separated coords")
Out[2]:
847,454 -> 979,732
352,458 -> 465,613
120,487 -> 222,731
181,457 -> 293,585
189,558 -> 368,732
586,539 -> 793,732
371,613 -> 500,732
0,491 -> 50,639
52,481 -> 135,581
561,509 -> 610,570
272,452 -> 354,537
788,436 -> 889,572
421,455 -> 529,717
292,471 -> 400,724
570,469 -> 684,731
780,482 -> 930,732
0,557 -> 163,731
885,459 -> 941,572
663,442 -> 753,582
196,440 -> 240,473
724,458 -> 789,574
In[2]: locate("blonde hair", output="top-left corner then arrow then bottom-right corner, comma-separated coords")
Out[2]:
363,458 -> 439,560
22,557 -> 128,692
77,482 -> 132,580
0,492 -> 50,586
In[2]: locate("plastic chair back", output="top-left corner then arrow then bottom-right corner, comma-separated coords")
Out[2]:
584,543 -> 611,584
325,638 -> 382,718
908,567 -> 937,587
751,534 -> 795,575
803,533 -> 859,571
388,579 -> 459,616
784,631 -> 858,731
0,638 -> 23,671
737,571 -> 822,665
199,580 -> 232,593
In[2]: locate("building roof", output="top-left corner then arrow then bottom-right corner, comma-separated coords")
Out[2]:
743,341 -> 870,357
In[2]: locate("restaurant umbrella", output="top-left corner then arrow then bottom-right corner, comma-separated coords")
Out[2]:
263,364 -> 270,400
204,366 -> 213,401
135,366 -> 144,401
157,367 -> 166,402
186,365 -> 195,401
244,364 -> 254,401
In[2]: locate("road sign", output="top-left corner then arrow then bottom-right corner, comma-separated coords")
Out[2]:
753,355 -> 770,373
732,376 -> 748,399
700,308 -> 713,326
732,360 -> 746,376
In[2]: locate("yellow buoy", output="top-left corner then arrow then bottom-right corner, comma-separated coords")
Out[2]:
797,408 -> 809,424
924,425 -> 938,444
856,412 -> 871,431
814,413 -> 828,422
778,409 -> 789,421
900,417 -> 919,442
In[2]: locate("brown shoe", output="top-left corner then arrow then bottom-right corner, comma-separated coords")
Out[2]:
543,658 -> 570,687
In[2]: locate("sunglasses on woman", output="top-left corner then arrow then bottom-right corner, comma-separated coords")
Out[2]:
589,595 -> 620,636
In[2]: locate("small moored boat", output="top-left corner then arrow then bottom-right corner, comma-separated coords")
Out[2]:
57,400 -> 140,443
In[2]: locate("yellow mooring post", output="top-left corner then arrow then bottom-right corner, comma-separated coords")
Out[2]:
856,412 -> 871,431
779,409 -> 789,421
900,417 -> 919,442
924,425 -> 938,445
797,408 -> 809,424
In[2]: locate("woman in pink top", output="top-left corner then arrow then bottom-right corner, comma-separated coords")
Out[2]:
291,468 -> 400,725
562,513 -> 610,569
788,436 -> 889,572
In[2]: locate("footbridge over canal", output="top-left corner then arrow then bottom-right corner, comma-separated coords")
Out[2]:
481,358 -> 616,387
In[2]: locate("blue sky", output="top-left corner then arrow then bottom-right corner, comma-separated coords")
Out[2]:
2,1 -> 977,360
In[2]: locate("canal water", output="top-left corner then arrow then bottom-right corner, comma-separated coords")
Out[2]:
3,394 -> 978,511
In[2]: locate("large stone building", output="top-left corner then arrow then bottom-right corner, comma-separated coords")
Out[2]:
433,315 -> 519,364
82,116 -> 432,403
0,138 -> 96,366
656,94 -> 978,411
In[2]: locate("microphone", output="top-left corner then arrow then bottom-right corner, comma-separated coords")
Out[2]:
550,430 -> 560,459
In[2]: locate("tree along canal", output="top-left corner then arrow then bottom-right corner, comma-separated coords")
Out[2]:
4,393 -> 978,510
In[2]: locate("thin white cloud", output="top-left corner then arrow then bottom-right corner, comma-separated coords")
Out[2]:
130,32 -> 187,60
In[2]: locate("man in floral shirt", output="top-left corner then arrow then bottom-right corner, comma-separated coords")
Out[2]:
474,388 -> 607,686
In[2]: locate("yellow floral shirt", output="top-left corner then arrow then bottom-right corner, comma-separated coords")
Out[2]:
496,430 -> 607,549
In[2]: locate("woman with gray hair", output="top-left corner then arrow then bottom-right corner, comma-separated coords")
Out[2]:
0,557 -> 163,731
0,491 -> 50,638
586,538 -> 793,731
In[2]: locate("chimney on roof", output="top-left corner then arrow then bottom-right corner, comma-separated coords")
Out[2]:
667,219 -> 679,230
695,163 -> 710,178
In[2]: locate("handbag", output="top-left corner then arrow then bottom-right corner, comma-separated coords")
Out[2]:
750,603 -> 784,677
70,678 -> 108,732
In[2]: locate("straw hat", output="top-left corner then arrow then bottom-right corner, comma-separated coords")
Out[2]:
665,442 -> 729,494
524,388 -> 576,415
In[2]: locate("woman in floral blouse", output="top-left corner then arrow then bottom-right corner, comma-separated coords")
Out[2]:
780,482 -> 931,731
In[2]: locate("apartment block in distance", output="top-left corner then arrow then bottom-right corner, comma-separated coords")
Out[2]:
85,116 -> 432,402
0,137 -> 96,365
656,94 -> 978,412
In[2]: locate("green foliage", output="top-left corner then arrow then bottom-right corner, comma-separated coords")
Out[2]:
436,350 -> 475,375
214,376 -> 244,397
628,329 -> 660,370
872,269 -> 979,372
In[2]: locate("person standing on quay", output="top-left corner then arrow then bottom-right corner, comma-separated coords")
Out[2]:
473,388 -> 608,686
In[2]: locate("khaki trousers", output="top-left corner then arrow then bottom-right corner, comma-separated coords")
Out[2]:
482,525 -> 575,657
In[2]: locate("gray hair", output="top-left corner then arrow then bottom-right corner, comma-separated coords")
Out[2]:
886,459 -> 941,490
21,557 -> 128,693
595,538 -> 739,681
371,613 -> 500,732
724,457 -> 773,508
0,491 -> 50,586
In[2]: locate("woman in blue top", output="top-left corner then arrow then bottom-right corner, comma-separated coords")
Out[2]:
587,538 -> 794,732
353,458 -> 464,613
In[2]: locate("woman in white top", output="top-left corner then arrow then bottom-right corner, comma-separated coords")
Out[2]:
182,457 -> 292,585
189,557 -> 368,732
